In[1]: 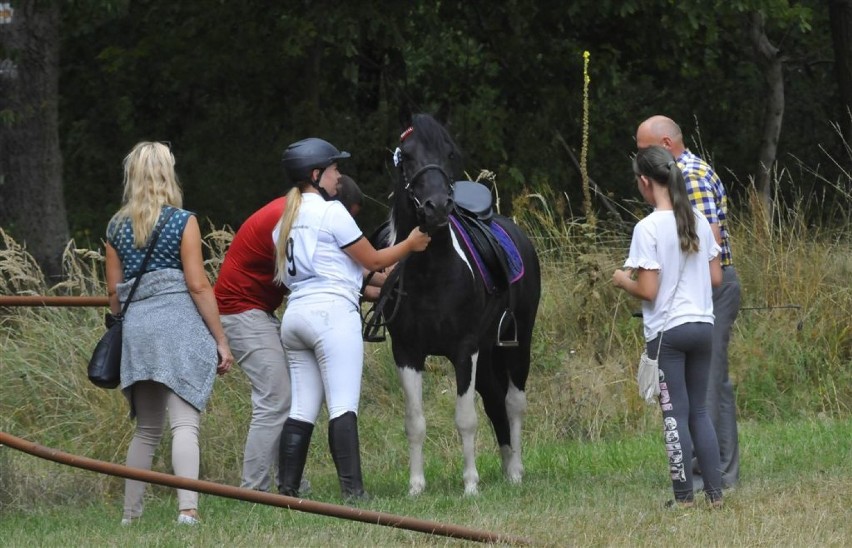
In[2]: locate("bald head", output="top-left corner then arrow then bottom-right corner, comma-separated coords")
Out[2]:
636,115 -> 685,156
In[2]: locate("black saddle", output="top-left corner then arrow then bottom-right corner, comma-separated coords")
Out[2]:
452,181 -> 518,346
454,180 -> 494,221
452,181 -> 509,292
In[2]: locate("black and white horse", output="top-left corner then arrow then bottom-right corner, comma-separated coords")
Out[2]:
376,113 -> 541,495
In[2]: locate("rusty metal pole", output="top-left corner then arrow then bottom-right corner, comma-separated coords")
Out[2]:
0,431 -> 531,545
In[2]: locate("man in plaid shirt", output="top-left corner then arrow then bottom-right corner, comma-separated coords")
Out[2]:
637,115 -> 741,491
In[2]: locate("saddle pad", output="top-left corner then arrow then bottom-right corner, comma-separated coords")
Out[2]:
491,222 -> 524,283
449,214 -> 524,293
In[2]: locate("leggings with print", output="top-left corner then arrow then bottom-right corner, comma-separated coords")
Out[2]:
652,321 -> 723,502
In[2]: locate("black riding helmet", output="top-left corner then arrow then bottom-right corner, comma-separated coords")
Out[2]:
281,137 -> 351,185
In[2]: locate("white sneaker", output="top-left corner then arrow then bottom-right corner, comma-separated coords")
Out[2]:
177,513 -> 200,525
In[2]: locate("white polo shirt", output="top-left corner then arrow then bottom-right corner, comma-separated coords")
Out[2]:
273,193 -> 364,307
624,209 -> 721,341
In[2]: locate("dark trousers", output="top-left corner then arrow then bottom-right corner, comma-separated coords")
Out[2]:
699,266 -> 741,489
653,322 -> 723,502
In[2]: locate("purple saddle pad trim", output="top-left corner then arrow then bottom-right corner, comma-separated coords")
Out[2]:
448,215 -> 525,292
449,215 -> 494,290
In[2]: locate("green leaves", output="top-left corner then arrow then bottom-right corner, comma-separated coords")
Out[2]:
54,0 -> 841,239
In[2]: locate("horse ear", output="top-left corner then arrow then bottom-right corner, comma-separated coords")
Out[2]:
398,103 -> 413,130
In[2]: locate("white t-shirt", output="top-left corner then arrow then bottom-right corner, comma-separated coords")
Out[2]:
273,193 -> 364,307
624,209 -> 721,341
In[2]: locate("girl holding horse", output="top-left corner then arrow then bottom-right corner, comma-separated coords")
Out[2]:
612,145 -> 724,508
273,137 -> 430,501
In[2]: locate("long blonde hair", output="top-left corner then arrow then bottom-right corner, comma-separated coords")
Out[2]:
109,141 -> 183,247
273,185 -> 304,283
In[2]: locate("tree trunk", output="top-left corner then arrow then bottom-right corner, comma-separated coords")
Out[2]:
829,0 -> 852,139
749,11 -> 784,217
0,0 -> 68,280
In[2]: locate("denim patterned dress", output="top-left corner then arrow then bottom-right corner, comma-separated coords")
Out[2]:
108,206 -> 217,416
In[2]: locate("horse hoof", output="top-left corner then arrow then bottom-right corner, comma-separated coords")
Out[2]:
505,465 -> 524,485
408,479 -> 425,496
463,484 -> 479,496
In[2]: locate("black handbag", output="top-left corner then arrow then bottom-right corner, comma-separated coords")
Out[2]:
88,313 -> 124,388
87,209 -> 176,388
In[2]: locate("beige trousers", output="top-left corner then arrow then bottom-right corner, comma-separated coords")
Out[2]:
123,381 -> 201,519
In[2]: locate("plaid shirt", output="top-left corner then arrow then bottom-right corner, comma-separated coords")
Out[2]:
677,149 -> 733,266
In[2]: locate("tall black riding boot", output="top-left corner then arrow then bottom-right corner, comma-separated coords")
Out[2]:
328,411 -> 369,501
278,418 -> 314,496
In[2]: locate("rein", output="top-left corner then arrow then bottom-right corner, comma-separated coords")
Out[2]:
362,260 -> 406,342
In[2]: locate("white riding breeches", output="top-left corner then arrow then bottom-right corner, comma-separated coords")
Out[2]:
280,294 -> 364,424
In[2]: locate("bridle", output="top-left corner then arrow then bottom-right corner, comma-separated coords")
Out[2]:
400,163 -> 455,210
396,127 -> 455,208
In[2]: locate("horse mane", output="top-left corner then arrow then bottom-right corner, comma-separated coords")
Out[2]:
409,114 -> 462,166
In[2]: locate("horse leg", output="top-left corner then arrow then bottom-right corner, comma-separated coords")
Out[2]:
398,366 -> 427,496
455,351 -> 480,495
492,346 -> 529,485
503,381 -> 527,484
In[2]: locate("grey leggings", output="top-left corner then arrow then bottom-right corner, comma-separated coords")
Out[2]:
651,322 -> 723,502
123,381 -> 201,519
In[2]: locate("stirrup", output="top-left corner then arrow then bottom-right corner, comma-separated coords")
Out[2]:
497,309 -> 518,347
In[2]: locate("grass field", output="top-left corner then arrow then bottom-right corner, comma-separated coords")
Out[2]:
1,416 -> 850,546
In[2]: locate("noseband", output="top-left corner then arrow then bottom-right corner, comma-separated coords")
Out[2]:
401,163 -> 455,208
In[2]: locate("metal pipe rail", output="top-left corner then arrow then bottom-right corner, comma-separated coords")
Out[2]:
0,432 -> 530,544
0,295 -> 532,546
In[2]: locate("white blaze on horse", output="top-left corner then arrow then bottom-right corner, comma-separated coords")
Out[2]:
368,113 -> 541,496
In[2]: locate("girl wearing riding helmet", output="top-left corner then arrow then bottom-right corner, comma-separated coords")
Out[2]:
273,138 -> 430,501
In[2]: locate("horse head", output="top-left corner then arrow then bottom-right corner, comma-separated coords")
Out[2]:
393,114 -> 461,235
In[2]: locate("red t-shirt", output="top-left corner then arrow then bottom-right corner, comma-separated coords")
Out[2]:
215,197 -> 287,314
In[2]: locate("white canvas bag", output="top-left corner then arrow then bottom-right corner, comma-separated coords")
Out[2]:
637,260 -> 685,405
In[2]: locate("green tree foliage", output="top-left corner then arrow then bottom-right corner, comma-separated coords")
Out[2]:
57,0 -> 845,243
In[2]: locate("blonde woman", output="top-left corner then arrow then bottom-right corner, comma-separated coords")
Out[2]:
105,141 -> 233,525
273,138 -> 430,500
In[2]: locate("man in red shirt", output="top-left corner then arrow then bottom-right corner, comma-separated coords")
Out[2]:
215,196 -> 291,492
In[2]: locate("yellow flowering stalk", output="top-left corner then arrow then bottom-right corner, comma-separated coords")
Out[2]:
580,50 -> 596,228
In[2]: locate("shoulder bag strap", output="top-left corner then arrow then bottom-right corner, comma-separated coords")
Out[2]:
653,257 -> 688,358
117,207 -> 179,317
